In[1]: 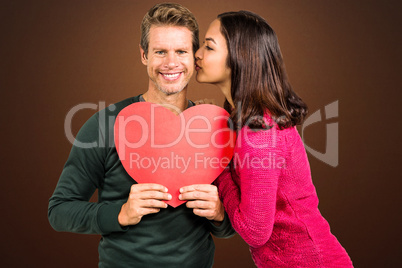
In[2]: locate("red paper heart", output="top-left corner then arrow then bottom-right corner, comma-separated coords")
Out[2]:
114,102 -> 236,207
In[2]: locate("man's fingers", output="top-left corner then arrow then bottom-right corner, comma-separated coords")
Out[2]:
179,184 -> 219,201
141,199 -> 169,209
179,191 -> 218,201
131,183 -> 168,193
134,191 -> 172,201
186,200 -> 213,209
141,207 -> 162,215
191,208 -> 216,219
180,184 -> 218,194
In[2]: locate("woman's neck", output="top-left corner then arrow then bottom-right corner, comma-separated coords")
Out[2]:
218,82 -> 235,108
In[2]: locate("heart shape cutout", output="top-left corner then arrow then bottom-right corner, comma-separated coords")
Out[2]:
114,102 -> 236,207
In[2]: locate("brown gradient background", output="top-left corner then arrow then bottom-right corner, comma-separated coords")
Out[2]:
1,0 -> 401,267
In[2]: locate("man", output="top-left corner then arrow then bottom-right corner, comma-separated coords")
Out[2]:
48,3 -> 234,268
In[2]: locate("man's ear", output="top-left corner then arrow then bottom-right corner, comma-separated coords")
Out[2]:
139,44 -> 148,65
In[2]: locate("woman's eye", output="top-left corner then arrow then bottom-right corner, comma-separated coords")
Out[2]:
206,46 -> 213,51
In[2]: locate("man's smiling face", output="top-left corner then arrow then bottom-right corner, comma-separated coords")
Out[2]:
141,26 -> 195,95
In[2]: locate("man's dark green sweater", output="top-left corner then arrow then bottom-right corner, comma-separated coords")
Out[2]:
48,95 -> 235,267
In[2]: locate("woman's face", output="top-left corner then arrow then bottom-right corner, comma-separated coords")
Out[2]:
195,19 -> 232,97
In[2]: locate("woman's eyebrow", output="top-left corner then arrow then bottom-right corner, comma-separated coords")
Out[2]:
206,37 -> 216,44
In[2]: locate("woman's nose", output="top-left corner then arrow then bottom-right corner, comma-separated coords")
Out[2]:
195,47 -> 202,59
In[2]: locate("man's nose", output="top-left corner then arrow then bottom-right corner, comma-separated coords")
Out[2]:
165,52 -> 179,68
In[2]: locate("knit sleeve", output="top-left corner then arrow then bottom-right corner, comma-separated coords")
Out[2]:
218,126 -> 285,248
215,164 -> 240,205
48,113 -> 127,235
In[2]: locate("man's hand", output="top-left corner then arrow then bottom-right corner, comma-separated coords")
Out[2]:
179,184 -> 224,222
118,183 -> 171,226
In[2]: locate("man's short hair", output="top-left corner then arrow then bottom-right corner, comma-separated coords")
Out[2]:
140,3 -> 199,57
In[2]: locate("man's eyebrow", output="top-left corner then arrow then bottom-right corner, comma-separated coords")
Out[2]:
206,38 -> 216,44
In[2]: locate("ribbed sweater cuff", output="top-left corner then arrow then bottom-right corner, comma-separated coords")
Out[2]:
208,212 -> 235,238
97,202 -> 129,234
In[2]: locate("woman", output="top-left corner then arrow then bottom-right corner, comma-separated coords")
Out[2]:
195,11 -> 353,267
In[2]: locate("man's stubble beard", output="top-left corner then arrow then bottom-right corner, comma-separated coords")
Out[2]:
156,83 -> 187,96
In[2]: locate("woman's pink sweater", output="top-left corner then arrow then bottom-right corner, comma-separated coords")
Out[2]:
216,115 -> 353,267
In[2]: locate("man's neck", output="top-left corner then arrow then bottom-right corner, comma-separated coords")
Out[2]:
142,88 -> 188,115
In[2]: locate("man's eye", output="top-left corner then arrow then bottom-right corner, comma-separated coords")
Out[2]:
177,51 -> 187,54
156,51 -> 165,55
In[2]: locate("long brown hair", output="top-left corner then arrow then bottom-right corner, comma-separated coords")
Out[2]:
218,11 -> 308,130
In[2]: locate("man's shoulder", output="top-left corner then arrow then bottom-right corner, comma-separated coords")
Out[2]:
76,95 -> 141,147
84,95 -> 141,131
105,95 -> 141,117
